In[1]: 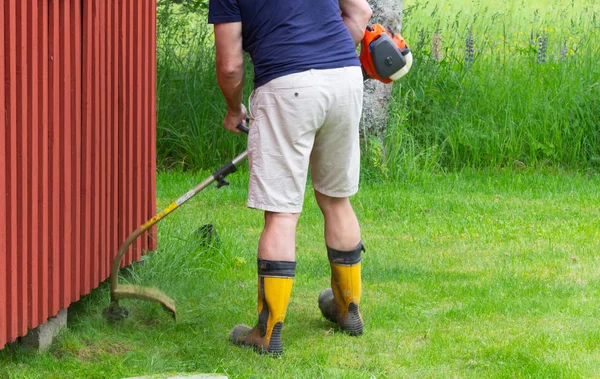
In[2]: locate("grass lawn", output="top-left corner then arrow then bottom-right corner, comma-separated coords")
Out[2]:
1,169 -> 599,378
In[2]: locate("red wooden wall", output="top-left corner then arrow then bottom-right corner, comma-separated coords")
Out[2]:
0,0 -> 157,349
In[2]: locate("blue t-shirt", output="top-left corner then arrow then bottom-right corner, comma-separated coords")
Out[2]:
208,0 -> 360,88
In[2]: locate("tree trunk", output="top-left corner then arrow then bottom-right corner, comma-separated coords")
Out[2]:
361,0 -> 404,138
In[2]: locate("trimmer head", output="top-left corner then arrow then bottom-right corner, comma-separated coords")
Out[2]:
104,225 -> 178,322
108,285 -> 177,322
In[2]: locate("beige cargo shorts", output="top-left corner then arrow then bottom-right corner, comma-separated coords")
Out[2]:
247,66 -> 364,213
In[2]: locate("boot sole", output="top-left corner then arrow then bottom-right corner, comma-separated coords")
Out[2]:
230,323 -> 283,356
266,322 -> 283,355
344,302 -> 363,336
319,288 -> 363,336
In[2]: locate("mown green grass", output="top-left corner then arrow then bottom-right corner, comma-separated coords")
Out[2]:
1,169 -> 599,378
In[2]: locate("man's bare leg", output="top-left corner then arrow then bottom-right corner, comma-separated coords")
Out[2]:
230,211 -> 298,354
315,190 -> 364,336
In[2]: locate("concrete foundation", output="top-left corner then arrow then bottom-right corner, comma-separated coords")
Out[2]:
21,309 -> 68,352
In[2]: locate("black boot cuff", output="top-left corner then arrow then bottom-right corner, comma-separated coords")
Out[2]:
257,259 -> 296,277
327,241 -> 365,265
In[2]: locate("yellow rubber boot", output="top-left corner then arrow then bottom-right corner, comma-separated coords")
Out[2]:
230,259 -> 295,355
318,242 -> 364,336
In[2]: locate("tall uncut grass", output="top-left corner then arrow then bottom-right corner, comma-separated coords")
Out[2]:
156,0 -> 599,177
383,0 -> 600,180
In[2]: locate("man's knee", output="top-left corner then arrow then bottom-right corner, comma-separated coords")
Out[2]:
314,190 -> 351,213
264,211 -> 300,228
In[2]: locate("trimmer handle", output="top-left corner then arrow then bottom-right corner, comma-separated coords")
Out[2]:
237,124 -> 250,134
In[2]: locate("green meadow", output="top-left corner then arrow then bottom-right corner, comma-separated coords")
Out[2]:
1,0 -> 599,377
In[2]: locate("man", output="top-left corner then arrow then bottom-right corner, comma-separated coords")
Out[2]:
208,0 -> 372,355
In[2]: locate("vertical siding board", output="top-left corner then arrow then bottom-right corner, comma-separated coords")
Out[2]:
99,0 -> 107,281
81,0 -> 93,295
132,0 -> 139,258
141,0 -> 148,253
126,0 -> 134,265
106,0 -> 112,269
108,0 -> 114,277
104,0 -> 111,279
92,0 -> 101,286
0,0 -> 7,348
16,0 -> 30,336
146,0 -> 153,252
49,0 -> 61,317
105,0 -> 112,276
134,0 -> 142,260
104,0 -> 111,277
60,0 -> 73,309
111,0 -> 119,270
118,0 -> 125,265
72,0 -> 82,301
27,0 -> 39,328
147,0 -> 154,250
38,0 -> 49,323
119,0 -> 130,267
149,0 -> 157,250
6,0 -> 19,341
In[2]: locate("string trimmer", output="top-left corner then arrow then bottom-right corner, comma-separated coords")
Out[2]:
104,124 -> 249,322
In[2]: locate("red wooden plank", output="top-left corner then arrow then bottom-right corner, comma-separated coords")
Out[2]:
118,0 -> 126,265
105,0 -> 113,277
149,0 -> 158,251
60,0 -> 73,309
125,0 -> 134,266
119,0 -> 126,263
147,0 -> 155,251
106,0 -> 112,268
102,0 -> 110,279
104,0 -> 114,268
48,0 -> 61,317
6,0 -> 19,341
134,0 -> 142,260
106,0 -> 113,277
141,0 -> 148,253
132,0 -> 139,259
38,0 -> 49,323
72,0 -> 82,301
0,0 -> 7,348
16,0 -> 30,336
146,0 -> 154,252
27,0 -> 40,328
81,0 -> 93,295
98,0 -> 107,282
92,0 -> 101,286
110,0 -> 119,270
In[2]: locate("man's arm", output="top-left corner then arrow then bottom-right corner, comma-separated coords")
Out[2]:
214,22 -> 246,133
339,0 -> 373,46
